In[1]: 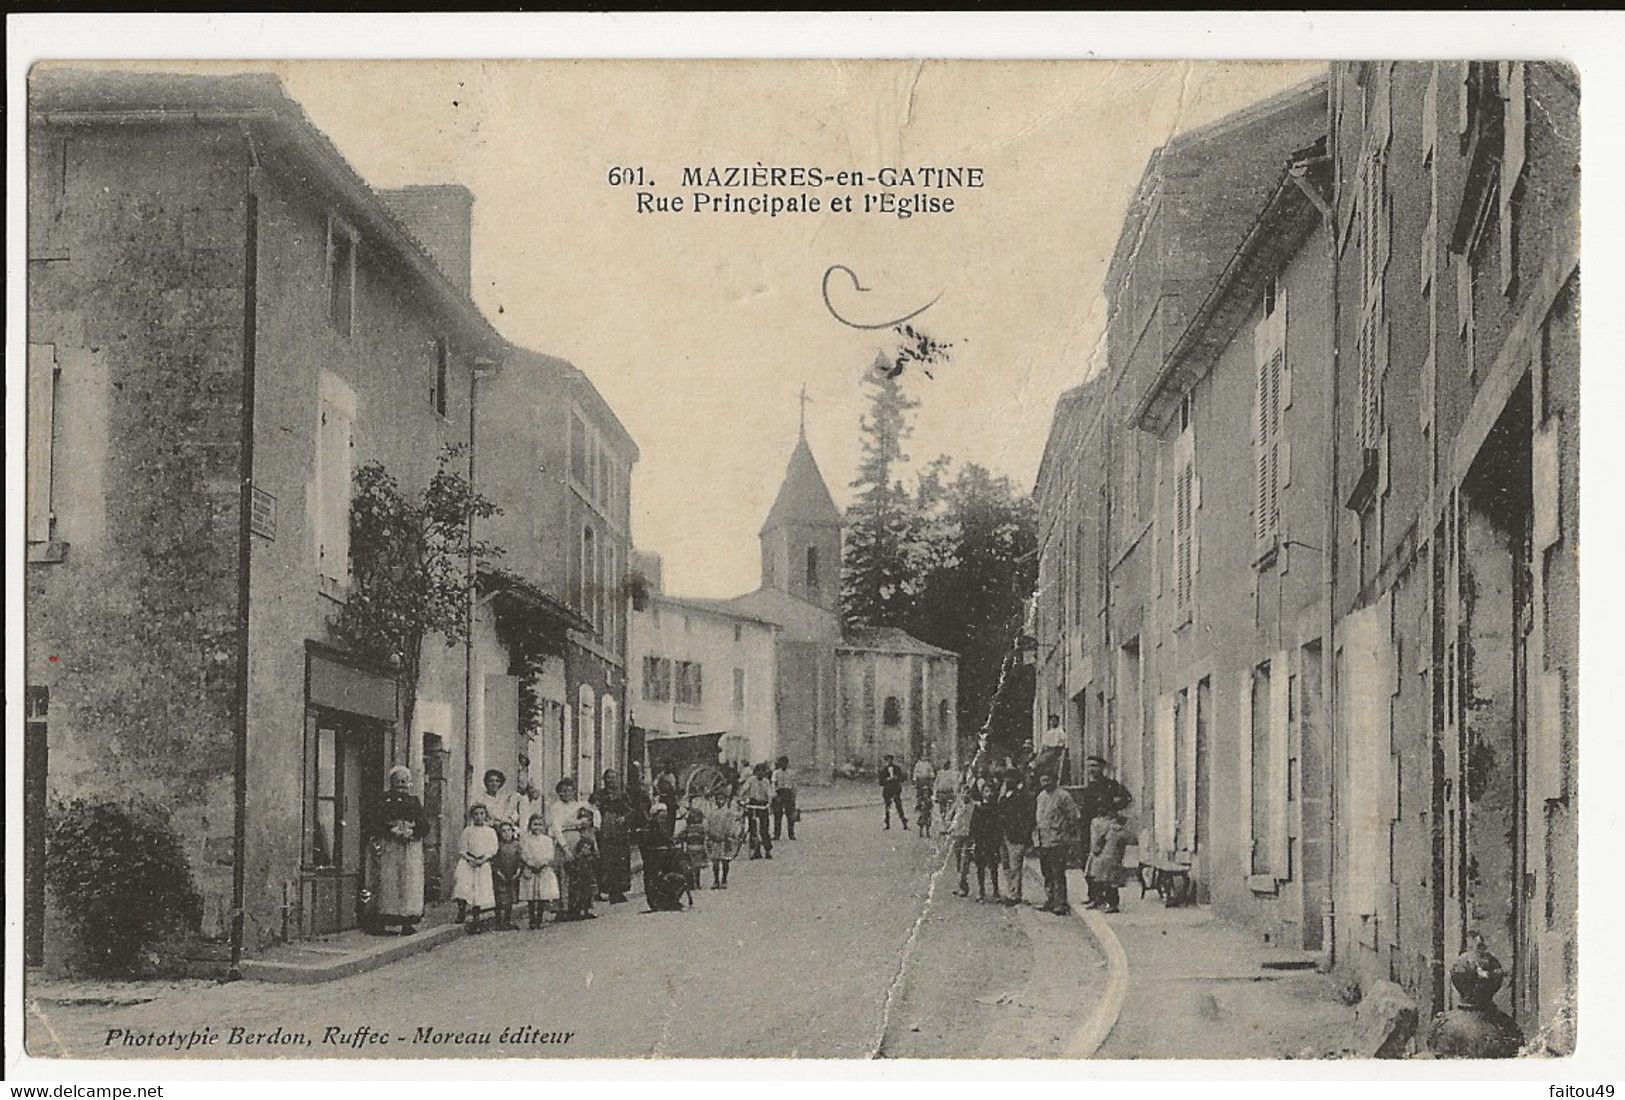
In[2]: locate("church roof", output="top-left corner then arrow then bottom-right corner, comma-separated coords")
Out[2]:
760,435 -> 843,535
839,626 -> 957,659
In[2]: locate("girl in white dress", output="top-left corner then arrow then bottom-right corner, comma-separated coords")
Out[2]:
453,803 -> 498,933
519,813 -> 560,928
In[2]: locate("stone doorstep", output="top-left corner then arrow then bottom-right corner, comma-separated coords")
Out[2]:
238,921 -> 466,984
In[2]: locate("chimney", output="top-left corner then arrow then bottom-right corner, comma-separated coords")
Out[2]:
378,184 -> 474,294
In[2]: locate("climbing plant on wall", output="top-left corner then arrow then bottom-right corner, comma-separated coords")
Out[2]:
487,569 -> 572,753
330,444 -> 501,741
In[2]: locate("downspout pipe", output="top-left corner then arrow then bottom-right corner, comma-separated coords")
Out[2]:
463,357 -> 500,812
1318,88 -> 1341,975
228,128 -> 261,981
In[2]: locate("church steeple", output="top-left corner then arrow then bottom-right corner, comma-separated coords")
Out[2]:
760,400 -> 843,610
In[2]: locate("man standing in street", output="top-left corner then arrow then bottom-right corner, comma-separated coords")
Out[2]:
997,769 -> 1037,907
878,754 -> 909,830
1032,770 -> 1080,914
1077,755 -> 1134,906
771,754 -> 797,841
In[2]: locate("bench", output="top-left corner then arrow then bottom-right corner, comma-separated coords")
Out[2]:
1137,850 -> 1195,907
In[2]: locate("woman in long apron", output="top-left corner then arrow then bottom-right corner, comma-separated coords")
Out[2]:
371,765 -> 429,935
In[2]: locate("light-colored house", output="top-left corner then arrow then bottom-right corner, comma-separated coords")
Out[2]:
628,559 -> 779,772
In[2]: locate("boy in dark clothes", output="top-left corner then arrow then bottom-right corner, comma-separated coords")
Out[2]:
491,820 -> 522,931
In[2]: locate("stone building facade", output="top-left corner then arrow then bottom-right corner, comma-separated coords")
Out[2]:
23,69 -> 642,969
1032,65 -> 1579,1051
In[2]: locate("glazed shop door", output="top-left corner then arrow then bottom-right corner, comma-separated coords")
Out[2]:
304,713 -> 386,935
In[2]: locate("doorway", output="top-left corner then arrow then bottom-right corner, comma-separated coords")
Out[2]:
303,712 -> 387,935
1456,377 -> 1534,1021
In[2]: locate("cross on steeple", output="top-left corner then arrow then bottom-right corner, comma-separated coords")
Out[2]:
798,384 -> 812,439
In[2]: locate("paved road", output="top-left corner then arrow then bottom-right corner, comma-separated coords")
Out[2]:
27,805 -> 1100,1061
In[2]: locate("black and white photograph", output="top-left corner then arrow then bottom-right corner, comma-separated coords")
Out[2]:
6,12 -> 1614,1082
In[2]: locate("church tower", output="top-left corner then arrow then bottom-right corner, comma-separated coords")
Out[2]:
760,402 -> 844,612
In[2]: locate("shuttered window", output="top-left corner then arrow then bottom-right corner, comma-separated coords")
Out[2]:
316,373 -> 357,591
1254,284 -> 1289,549
1174,457 -> 1195,613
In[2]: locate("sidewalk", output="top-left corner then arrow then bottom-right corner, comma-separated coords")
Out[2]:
1074,869 -> 1355,1060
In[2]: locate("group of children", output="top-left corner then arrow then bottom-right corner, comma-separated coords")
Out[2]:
452,783 -> 602,934
452,764 -> 782,928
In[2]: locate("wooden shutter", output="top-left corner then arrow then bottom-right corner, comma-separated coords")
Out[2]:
27,344 -> 59,544
1175,461 -> 1194,609
1268,650 -> 1291,879
1254,305 -> 1286,544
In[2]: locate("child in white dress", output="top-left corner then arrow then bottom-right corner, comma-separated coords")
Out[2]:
519,813 -> 560,929
453,803 -> 498,933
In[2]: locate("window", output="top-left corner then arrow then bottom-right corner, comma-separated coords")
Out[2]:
316,372 -> 357,593
570,413 -> 589,484
732,668 -> 746,712
805,546 -> 819,591
311,724 -> 338,867
1254,285 -> 1288,550
676,661 -> 703,707
883,696 -> 902,727
429,337 -> 449,417
27,343 -> 59,545
733,623 -> 743,643
326,219 -> 356,336
642,656 -> 672,702
939,699 -> 949,733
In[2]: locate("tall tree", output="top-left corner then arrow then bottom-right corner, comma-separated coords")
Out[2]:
840,355 -> 924,630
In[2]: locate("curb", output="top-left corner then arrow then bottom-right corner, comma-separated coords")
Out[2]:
1063,867 -> 1129,1057
1013,862 -> 1128,1057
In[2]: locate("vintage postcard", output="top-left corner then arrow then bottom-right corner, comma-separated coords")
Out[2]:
10,24 -> 1597,1074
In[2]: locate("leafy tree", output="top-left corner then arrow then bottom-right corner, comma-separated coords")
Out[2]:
905,464 -> 1037,756
330,444 -> 501,741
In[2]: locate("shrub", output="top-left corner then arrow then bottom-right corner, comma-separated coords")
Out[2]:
43,799 -> 204,976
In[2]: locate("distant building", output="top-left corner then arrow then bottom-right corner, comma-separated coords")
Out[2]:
627,559 -> 780,774
712,420 -> 959,781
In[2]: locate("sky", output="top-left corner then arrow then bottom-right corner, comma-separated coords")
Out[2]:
85,58 -> 1324,597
